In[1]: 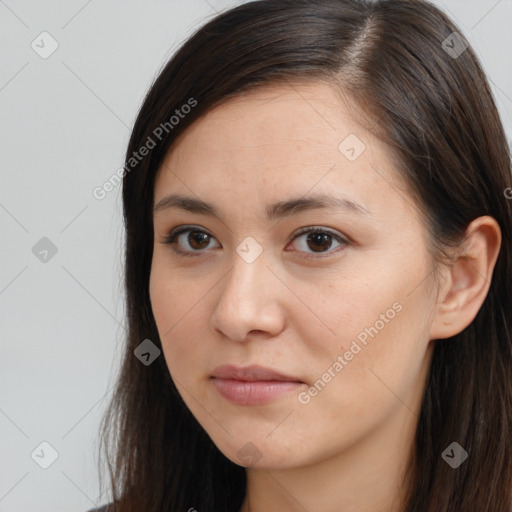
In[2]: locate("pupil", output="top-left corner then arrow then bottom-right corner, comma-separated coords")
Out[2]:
308,233 -> 330,252
189,231 -> 209,249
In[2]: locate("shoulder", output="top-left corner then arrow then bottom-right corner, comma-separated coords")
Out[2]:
86,505 -> 110,512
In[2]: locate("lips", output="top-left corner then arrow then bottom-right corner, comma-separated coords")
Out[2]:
210,364 -> 303,383
210,364 -> 305,405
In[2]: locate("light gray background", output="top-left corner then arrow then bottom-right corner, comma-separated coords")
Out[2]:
1,1 -> 511,511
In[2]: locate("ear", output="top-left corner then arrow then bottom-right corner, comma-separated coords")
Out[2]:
429,216 -> 501,340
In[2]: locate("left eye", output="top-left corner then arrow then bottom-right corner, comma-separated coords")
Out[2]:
161,226 -> 348,257
288,227 -> 348,256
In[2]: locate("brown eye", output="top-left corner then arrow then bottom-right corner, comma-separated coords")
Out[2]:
306,232 -> 332,252
188,231 -> 211,250
289,227 -> 348,257
162,225 -> 348,259
162,226 -> 220,256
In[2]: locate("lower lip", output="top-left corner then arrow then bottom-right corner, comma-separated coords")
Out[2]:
211,378 -> 304,405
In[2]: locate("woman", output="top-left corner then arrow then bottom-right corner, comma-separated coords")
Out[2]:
89,0 -> 512,510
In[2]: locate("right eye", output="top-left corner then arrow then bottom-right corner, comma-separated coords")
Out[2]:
161,226 -> 221,256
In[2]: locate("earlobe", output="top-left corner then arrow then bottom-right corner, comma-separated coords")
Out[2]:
429,216 -> 501,340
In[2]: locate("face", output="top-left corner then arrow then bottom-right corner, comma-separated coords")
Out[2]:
149,81 -> 437,470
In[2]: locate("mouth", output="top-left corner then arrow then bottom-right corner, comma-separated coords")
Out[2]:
210,364 -> 305,405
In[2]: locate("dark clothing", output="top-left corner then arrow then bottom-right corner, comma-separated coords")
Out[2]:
86,506 -> 110,512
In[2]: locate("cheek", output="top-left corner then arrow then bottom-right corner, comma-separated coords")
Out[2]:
299,249 -> 434,402
149,263 -> 214,381
288,291 -> 432,460
149,265 -> 185,355
149,257 -> 200,333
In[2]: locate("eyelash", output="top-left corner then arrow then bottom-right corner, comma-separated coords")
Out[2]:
160,225 -> 349,259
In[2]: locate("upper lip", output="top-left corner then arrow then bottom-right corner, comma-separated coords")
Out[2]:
211,364 -> 302,382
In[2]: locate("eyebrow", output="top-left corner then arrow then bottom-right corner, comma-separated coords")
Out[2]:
153,192 -> 371,220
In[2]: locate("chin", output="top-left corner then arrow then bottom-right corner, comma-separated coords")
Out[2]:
208,432 -> 305,470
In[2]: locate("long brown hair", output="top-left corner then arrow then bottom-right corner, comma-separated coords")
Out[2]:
96,1 -> 512,510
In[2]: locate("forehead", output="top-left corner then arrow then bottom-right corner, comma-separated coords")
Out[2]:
154,81 -> 413,222
166,81 -> 363,162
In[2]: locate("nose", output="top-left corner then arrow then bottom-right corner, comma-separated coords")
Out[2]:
209,249 -> 287,342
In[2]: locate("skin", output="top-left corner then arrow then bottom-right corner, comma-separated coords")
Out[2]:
149,81 -> 501,512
